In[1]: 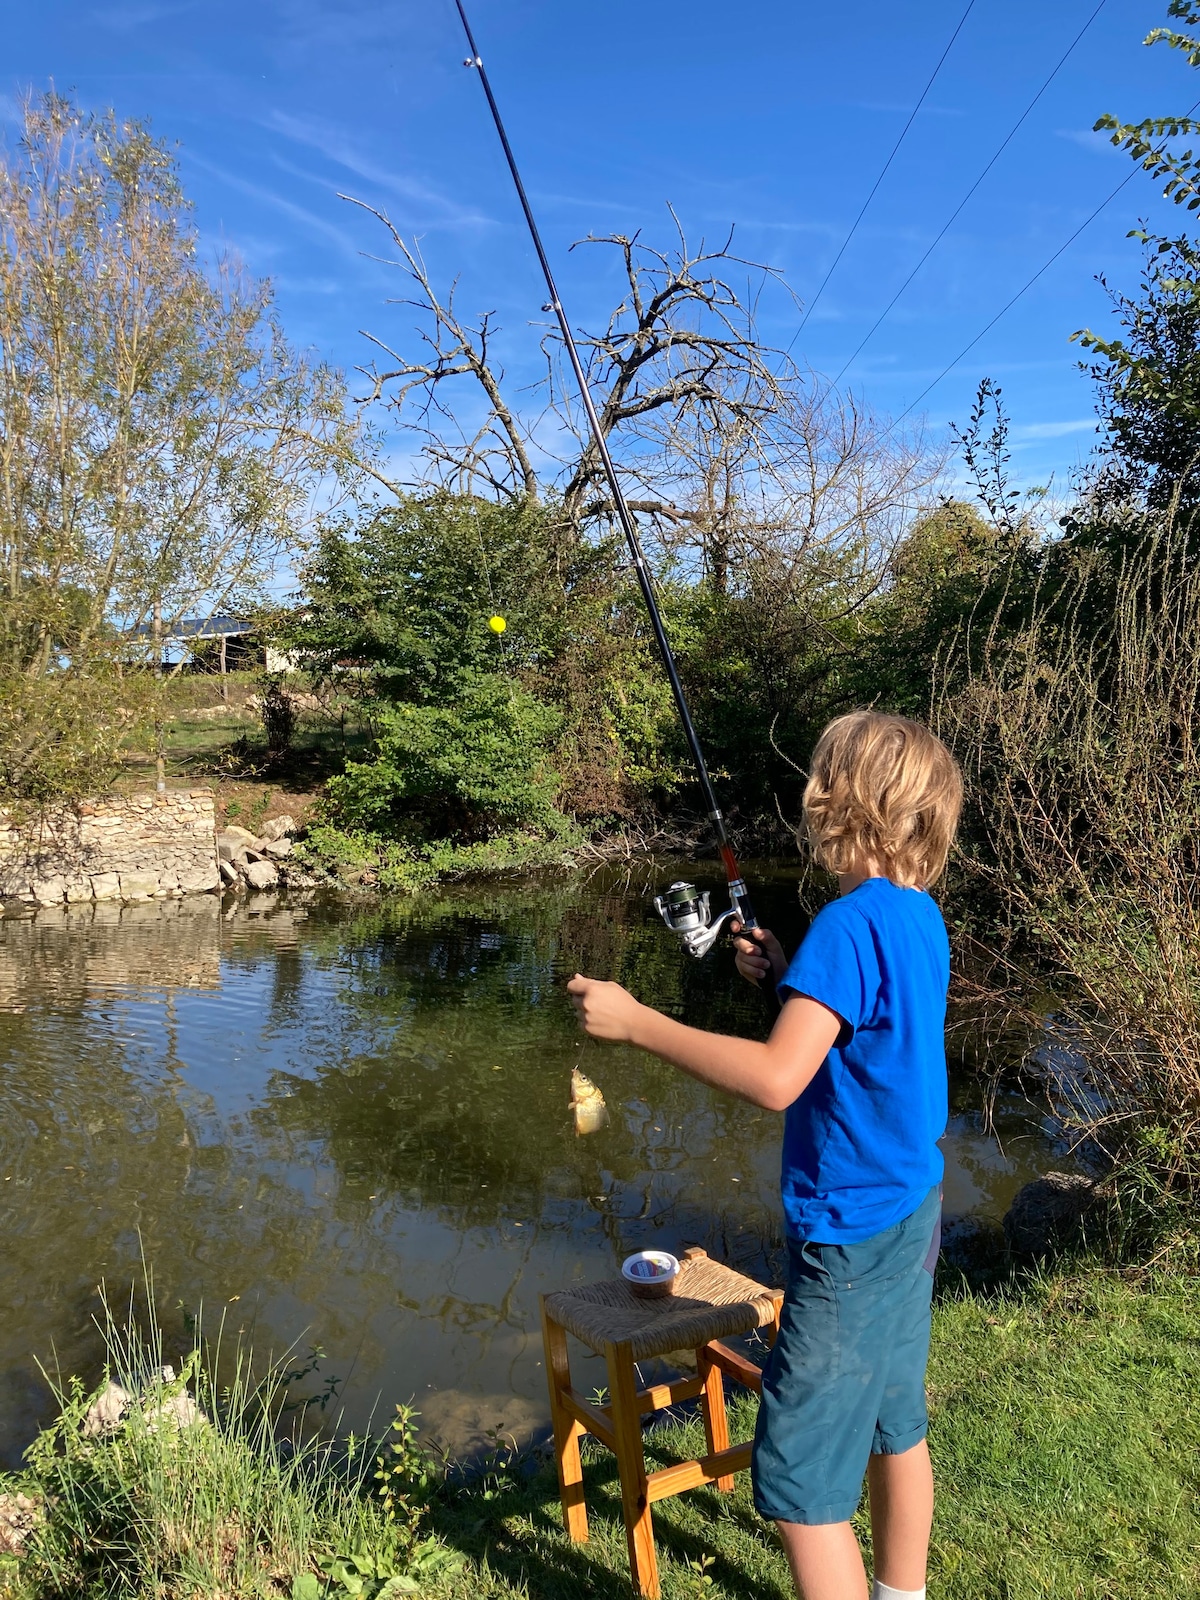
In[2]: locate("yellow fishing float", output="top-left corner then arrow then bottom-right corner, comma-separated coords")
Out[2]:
487,614 -> 507,634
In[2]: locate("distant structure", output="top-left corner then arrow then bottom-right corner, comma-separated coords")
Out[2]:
130,614 -> 295,679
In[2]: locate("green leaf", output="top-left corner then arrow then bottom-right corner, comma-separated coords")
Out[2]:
292,1576 -> 321,1600
376,1580 -> 421,1598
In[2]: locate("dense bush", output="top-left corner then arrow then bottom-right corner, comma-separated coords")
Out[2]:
287,495 -> 687,855
325,673 -> 562,840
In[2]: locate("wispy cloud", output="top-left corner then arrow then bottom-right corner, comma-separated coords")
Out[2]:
1013,418 -> 1098,440
92,1 -> 202,28
261,110 -> 492,228
183,151 -> 365,260
729,217 -> 843,237
529,190 -> 642,216
271,275 -> 343,295
263,0 -> 403,59
1056,128 -> 1118,157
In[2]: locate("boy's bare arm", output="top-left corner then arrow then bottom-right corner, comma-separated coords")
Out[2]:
566,976 -> 840,1113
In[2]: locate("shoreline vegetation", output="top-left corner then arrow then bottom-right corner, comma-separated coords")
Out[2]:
0,1265 -> 1196,1599
6,5 -> 1200,1591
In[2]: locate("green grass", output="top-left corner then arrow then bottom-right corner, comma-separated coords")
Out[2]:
923,1269 -> 1200,1598
436,1269 -> 1200,1600
3,1270 -> 1198,1599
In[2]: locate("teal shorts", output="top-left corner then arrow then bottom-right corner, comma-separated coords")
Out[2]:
752,1185 -> 941,1525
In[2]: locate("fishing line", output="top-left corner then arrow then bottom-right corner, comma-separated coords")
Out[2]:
832,0 -> 1109,389
453,0 -> 761,958
787,0 -> 979,353
891,94 -> 1200,428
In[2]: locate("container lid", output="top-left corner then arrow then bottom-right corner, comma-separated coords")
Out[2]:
621,1250 -> 680,1283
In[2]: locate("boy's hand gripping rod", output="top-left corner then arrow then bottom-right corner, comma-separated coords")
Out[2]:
455,0 -> 758,958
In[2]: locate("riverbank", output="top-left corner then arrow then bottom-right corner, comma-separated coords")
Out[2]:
1,1266 -> 1195,1599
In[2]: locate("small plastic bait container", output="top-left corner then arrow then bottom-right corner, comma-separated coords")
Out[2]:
621,1250 -> 680,1300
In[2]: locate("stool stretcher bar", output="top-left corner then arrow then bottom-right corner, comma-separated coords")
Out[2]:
646,1442 -> 753,1502
560,1371 -> 710,1451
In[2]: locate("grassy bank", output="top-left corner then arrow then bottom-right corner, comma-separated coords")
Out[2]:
1,1268 -> 1196,1599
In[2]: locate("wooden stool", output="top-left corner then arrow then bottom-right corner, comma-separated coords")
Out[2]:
540,1247 -> 783,1598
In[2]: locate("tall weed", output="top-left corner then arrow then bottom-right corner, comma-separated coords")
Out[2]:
938,498 -> 1200,1236
6,1287 -> 455,1599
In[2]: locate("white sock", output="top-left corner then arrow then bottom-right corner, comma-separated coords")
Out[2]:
871,1584 -> 925,1600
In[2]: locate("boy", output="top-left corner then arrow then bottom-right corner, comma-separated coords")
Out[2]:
567,710 -> 962,1600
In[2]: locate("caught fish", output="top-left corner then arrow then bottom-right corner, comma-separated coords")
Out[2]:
570,1066 -> 609,1136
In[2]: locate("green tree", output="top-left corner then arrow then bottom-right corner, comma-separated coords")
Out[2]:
289,495 -> 687,845
0,92 -> 358,798
1079,2 -> 1200,504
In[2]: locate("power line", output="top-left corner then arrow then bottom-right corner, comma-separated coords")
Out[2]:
787,0 -> 979,353
832,0 -> 1108,389
891,96 -> 1200,429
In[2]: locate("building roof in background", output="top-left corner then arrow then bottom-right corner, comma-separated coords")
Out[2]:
129,615 -> 255,642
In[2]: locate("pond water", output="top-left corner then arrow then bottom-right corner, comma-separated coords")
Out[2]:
0,863 -> 1064,1467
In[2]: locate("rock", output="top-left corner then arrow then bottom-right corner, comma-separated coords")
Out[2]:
1,899 -> 35,919
177,863 -> 221,894
119,872 -> 159,903
0,1490 -> 43,1554
217,831 -> 254,862
145,1389 -> 205,1431
83,1379 -> 133,1436
218,858 -> 240,887
90,872 -> 122,901
82,1370 -> 206,1440
65,877 -> 93,902
220,824 -> 260,844
243,859 -> 279,890
1003,1172 -> 1100,1257
31,875 -> 67,905
260,815 -> 297,842
144,1369 -> 207,1432
263,837 -> 293,859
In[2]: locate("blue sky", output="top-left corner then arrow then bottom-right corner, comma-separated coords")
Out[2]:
8,0 -> 1198,496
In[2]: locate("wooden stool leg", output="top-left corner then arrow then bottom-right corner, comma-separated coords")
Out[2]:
698,1344 -> 734,1491
767,1291 -> 784,1348
605,1340 -> 659,1599
540,1298 -> 588,1542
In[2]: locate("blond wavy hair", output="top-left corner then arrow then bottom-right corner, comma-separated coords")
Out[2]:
802,711 -> 962,887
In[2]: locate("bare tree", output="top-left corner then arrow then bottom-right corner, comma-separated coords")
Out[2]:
343,200 -> 942,589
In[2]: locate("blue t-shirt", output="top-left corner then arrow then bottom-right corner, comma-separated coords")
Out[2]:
776,876 -> 949,1244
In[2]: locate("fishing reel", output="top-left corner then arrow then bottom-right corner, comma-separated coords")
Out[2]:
654,880 -> 742,959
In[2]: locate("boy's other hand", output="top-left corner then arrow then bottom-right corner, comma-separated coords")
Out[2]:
567,974 -> 643,1042
731,922 -> 786,987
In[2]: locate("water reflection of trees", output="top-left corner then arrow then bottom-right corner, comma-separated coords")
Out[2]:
259,870 -> 798,1280
0,896 -> 379,1462
0,869 -> 809,1459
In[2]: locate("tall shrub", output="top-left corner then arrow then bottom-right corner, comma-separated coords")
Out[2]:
937,502 -> 1200,1218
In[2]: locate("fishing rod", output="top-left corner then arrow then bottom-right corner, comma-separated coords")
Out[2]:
454,0 -> 759,960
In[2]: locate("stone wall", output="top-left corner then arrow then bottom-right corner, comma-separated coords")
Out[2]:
0,790 -> 220,908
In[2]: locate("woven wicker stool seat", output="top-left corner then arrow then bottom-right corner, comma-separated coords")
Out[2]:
540,1248 -> 783,1598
